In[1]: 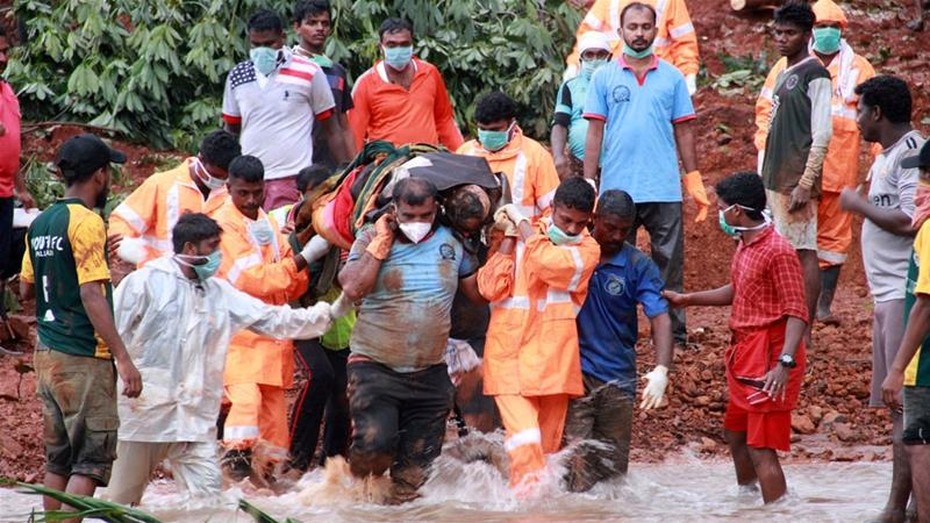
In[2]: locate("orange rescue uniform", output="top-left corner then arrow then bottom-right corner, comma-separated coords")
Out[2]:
457,128 -> 560,223
565,0 -> 699,78
754,2 -> 875,268
348,58 -> 463,151
108,158 -> 228,266
478,220 -> 599,488
214,200 -> 309,456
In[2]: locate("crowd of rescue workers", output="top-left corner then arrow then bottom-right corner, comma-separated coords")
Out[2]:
4,0 -> 930,520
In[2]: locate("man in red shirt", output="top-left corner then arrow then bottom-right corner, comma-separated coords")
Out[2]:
664,172 -> 807,505
348,18 -> 463,151
0,28 -> 35,290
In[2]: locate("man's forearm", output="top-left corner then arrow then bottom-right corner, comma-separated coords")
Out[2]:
780,316 -> 807,358
338,255 -> 381,302
650,313 -> 674,368
674,120 -> 698,173
859,206 -> 914,237
583,121 -> 604,179
892,296 -> 930,374
551,125 -> 568,159
683,284 -> 734,307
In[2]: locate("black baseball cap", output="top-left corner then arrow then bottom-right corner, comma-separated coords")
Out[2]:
56,134 -> 127,181
901,140 -> 930,170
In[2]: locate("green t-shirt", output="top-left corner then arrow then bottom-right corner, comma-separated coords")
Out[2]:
21,198 -> 113,359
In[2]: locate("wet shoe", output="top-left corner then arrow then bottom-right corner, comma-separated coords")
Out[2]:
222,449 -> 252,482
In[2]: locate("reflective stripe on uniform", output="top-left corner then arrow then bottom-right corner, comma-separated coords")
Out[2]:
669,21 -> 694,39
565,246 -> 585,292
817,249 -> 847,265
223,425 -> 260,441
111,204 -> 147,235
493,296 -> 531,310
227,252 -> 263,285
505,427 -> 542,452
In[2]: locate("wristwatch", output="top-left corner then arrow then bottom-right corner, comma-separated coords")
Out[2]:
778,354 -> 797,369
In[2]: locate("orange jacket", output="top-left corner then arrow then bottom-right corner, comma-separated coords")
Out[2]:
478,220 -> 600,397
457,128 -> 560,221
348,58 -> 463,151
755,47 -> 876,192
565,0 -> 699,77
214,200 -> 309,387
109,158 -> 229,266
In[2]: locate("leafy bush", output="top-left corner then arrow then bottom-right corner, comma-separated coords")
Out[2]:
9,0 -> 580,150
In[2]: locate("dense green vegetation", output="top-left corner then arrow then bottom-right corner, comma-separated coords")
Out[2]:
9,0 -> 581,151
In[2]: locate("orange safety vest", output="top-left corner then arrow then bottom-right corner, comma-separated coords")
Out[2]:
755,45 -> 876,192
108,158 -> 229,266
565,0 -> 699,77
214,200 -> 309,387
478,220 -> 600,397
457,128 -> 560,221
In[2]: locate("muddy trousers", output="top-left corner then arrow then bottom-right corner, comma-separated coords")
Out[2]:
288,341 -> 350,471
624,202 -> 686,343
495,393 -> 569,488
107,440 -> 221,505
223,383 -> 289,457
347,360 -> 454,495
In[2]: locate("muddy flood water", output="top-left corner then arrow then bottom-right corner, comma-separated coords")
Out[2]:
0,447 -> 893,523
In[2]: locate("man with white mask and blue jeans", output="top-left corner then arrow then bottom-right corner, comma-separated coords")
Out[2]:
222,9 -> 349,210
338,177 -> 483,503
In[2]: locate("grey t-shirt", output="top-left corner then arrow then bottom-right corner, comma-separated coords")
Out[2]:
862,130 -> 925,302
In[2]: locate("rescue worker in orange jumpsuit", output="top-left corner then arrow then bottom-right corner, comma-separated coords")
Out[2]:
457,91 -> 561,220
215,155 -> 332,480
754,0 -> 875,324
564,0 -> 700,95
108,130 -> 241,267
478,177 -> 600,493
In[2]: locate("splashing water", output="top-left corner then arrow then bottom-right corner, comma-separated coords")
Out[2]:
0,432 -> 896,522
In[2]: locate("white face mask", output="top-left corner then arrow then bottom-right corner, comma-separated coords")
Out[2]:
193,159 -> 226,191
248,219 -> 275,245
399,221 -> 432,244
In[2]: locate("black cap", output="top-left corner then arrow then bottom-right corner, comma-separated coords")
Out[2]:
901,140 -> 930,170
56,134 -> 127,181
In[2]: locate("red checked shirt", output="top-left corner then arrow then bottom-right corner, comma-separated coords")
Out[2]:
729,226 -> 808,338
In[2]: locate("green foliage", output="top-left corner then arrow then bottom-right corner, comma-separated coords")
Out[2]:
9,0 -> 580,149
709,51 -> 769,96
5,479 -> 162,522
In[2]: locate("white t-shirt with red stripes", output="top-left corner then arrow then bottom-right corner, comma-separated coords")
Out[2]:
222,50 -> 335,181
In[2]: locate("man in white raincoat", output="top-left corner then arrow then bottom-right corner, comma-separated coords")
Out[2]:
105,213 -> 334,505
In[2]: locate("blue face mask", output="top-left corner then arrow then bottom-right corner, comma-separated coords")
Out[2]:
623,44 -> 653,60
581,58 -> 608,80
812,26 -> 842,55
547,222 -> 582,246
250,47 -> 279,76
478,121 -> 515,152
176,250 -> 223,281
383,45 -> 413,70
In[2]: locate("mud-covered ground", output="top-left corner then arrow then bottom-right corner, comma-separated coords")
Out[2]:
2,0 -> 929,480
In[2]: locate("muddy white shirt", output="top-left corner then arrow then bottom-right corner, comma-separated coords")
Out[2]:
861,130 -> 925,302
222,50 -> 335,180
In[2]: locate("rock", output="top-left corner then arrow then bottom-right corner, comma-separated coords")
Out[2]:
808,405 -> 824,424
700,370 -> 714,381
791,414 -> 816,435
694,395 -> 711,406
789,434 -> 801,443
833,422 -> 858,442
0,434 -> 24,457
699,437 -> 717,453
832,449 -> 863,462
820,410 -> 846,428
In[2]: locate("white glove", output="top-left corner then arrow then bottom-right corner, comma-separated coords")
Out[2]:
756,149 -> 765,176
498,203 -> 528,227
583,177 -> 597,193
330,292 -> 354,319
640,365 -> 669,410
300,235 -> 331,264
685,73 -> 697,96
116,237 -> 147,265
